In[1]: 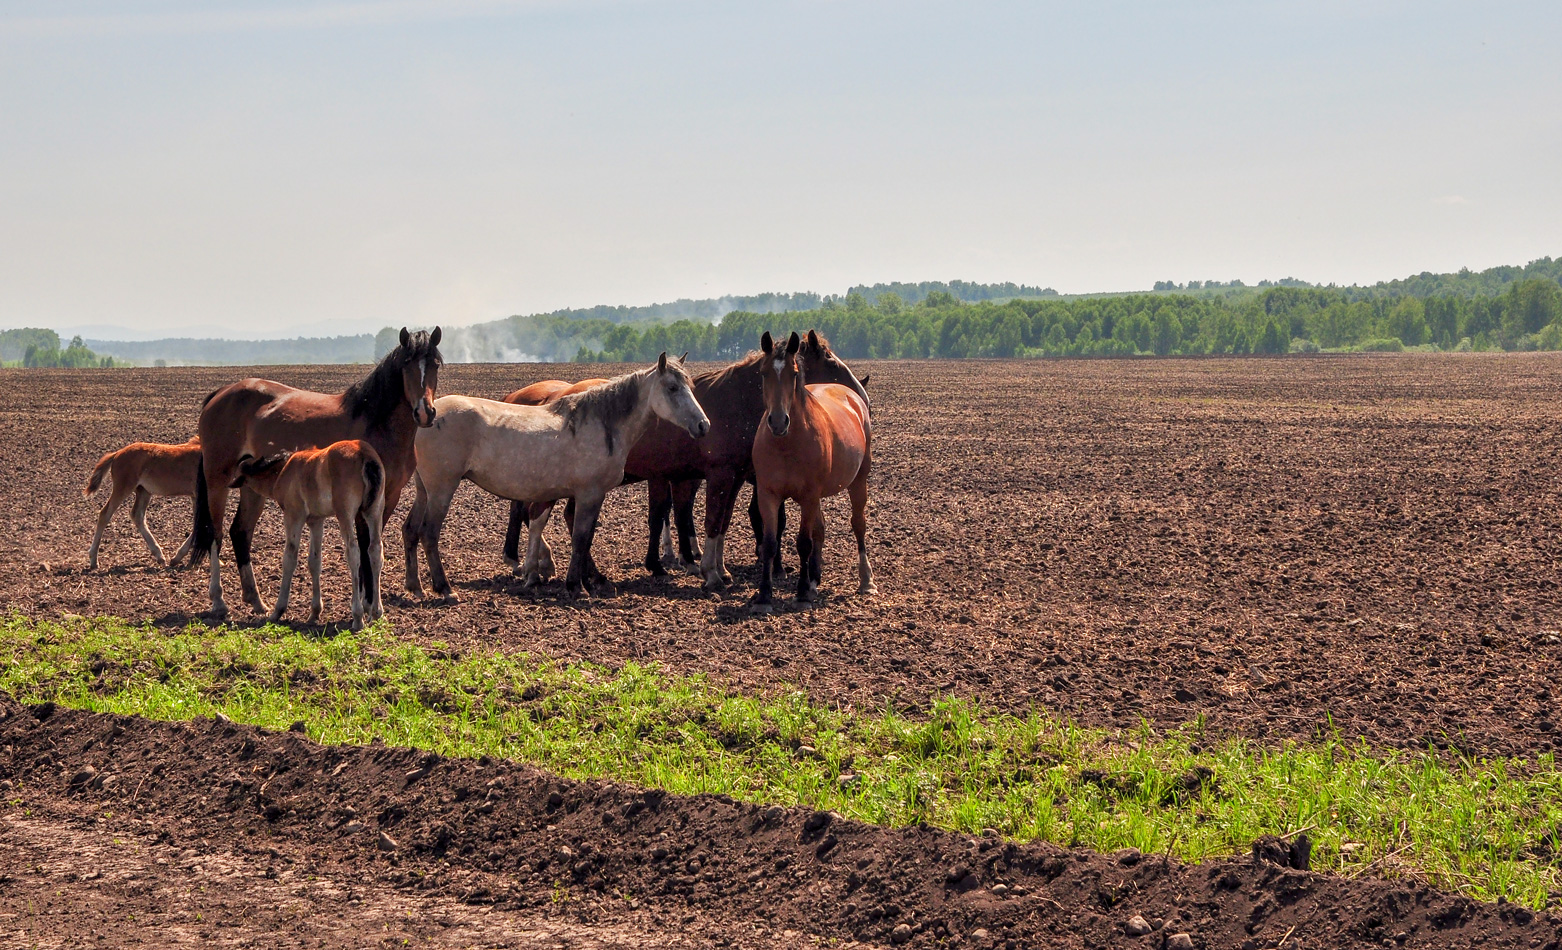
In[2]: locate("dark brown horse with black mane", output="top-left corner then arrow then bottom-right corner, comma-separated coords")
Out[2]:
500,332 -> 867,590
192,327 -> 442,618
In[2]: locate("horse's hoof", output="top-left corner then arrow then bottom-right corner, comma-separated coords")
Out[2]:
349,618 -> 364,632
748,601 -> 774,616
206,605 -> 229,622
859,584 -> 878,596
266,609 -> 284,624
436,593 -> 460,606
701,576 -> 727,592
645,560 -> 668,577
503,556 -> 519,570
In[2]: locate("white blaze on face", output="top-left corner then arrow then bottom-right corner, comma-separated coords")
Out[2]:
773,357 -> 784,374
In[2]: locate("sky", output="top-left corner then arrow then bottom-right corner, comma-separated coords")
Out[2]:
1,0 -> 1559,339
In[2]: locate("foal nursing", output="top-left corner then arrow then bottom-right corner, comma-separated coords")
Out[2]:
229,440 -> 386,630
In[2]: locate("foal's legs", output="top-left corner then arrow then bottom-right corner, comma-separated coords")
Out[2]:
520,502 -> 554,588
130,487 -> 168,566
308,520 -> 325,624
87,481 -> 133,570
231,486 -> 269,614
337,510 -> 365,630
268,511 -> 306,623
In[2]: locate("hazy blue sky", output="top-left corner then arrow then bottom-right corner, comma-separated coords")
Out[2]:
2,1 -> 1559,337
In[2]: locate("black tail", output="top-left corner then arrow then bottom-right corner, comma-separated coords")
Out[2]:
356,457 -> 383,606
191,457 -> 217,565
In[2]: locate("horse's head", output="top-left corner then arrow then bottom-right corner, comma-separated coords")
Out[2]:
396,327 -> 444,427
647,352 -> 710,439
759,330 -> 803,437
229,452 -> 290,490
796,329 -> 868,406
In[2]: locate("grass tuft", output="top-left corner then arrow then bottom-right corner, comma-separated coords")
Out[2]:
2,614 -> 1559,908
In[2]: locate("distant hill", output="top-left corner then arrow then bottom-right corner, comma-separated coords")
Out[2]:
85,335 -> 374,366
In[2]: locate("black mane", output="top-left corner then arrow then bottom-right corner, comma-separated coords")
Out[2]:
344,331 -> 442,432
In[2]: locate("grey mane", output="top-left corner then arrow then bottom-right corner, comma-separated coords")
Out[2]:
549,367 -> 647,454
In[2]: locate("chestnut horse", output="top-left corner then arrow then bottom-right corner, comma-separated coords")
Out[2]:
192,327 -> 442,619
404,354 -> 708,599
499,332 -> 868,590
229,440 -> 386,630
500,375 -> 697,578
85,437 -> 202,569
751,331 -> 874,612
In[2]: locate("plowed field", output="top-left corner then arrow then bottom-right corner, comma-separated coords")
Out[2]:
2,355 -> 1560,757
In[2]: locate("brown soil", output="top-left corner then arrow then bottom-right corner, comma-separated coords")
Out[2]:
5,698 -> 1557,949
1,356 -> 1560,758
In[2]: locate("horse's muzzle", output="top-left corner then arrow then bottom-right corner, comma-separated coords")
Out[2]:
689,419 -> 710,439
767,413 -> 790,437
415,401 -> 437,427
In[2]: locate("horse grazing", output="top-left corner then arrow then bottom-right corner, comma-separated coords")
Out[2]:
85,437 -> 202,569
404,354 -> 709,599
751,331 -> 875,612
229,440 -> 385,630
192,327 -> 442,619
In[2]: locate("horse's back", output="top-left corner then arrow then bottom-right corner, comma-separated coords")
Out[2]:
200,378 -> 350,464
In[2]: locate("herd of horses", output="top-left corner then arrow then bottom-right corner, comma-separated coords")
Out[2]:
84,327 -> 875,627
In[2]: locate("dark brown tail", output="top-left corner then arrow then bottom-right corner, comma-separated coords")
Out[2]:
356,456 -> 383,606
191,457 -> 216,565
85,450 -> 116,496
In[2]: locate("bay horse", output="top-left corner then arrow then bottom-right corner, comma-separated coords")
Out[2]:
499,375 -> 698,578
192,327 -> 442,619
229,440 -> 386,630
403,353 -> 708,599
498,332 -> 868,590
85,437 -> 202,569
751,331 -> 875,612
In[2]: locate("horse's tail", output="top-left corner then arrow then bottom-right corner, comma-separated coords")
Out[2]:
356,455 -> 383,605
85,450 -> 116,496
191,456 -> 216,565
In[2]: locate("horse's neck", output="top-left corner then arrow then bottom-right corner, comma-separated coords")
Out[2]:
614,374 -> 658,448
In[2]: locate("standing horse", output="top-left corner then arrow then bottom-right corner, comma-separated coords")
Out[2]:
498,332 -> 868,590
85,437 -> 203,569
751,331 -> 875,612
403,353 -> 709,599
228,440 -> 386,630
192,327 -> 442,619
499,375 -> 699,578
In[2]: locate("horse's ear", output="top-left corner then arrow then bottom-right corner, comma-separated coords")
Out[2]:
786,331 -> 801,356
760,331 -> 773,355
678,351 -> 689,364
399,327 -> 411,349
429,326 -> 442,347
807,329 -> 821,352
657,352 -> 668,373
860,373 -> 871,387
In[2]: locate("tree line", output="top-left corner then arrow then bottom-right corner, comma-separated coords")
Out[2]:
0,330 -> 118,368
574,272 -> 1562,362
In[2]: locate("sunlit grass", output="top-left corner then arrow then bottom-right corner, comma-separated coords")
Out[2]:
2,613 -> 1559,908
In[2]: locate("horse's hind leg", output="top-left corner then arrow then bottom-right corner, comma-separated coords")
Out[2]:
700,469 -> 740,590
750,487 -> 782,613
337,513 -> 364,629
796,497 -> 825,604
231,487 -> 269,614
419,486 -> 459,603
131,487 -> 167,566
645,479 -> 673,576
748,484 -> 787,579
564,494 -> 605,597
308,520 -> 326,625
87,482 -> 131,570
849,470 -> 875,595
503,500 -> 526,569
364,501 -> 385,620
521,502 -> 554,588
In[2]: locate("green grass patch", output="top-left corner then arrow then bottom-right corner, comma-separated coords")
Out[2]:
2,614 -> 1560,908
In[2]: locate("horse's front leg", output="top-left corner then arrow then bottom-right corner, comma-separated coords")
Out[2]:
564,495 -> 605,597
672,479 -> 701,571
419,488 -> 459,603
700,469 -> 740,590
401,475 -> 427,598
268,512 -> 304,624
503,499 -> 526,569
520,501 -> 554,588
231,486 -> 269,614
645,479 -> 673,576
796,497 -> 825,605
750,487 -> 783,614
87,483 -> 132,571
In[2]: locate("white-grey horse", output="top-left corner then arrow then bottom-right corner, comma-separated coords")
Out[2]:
402,354 -> 709,599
